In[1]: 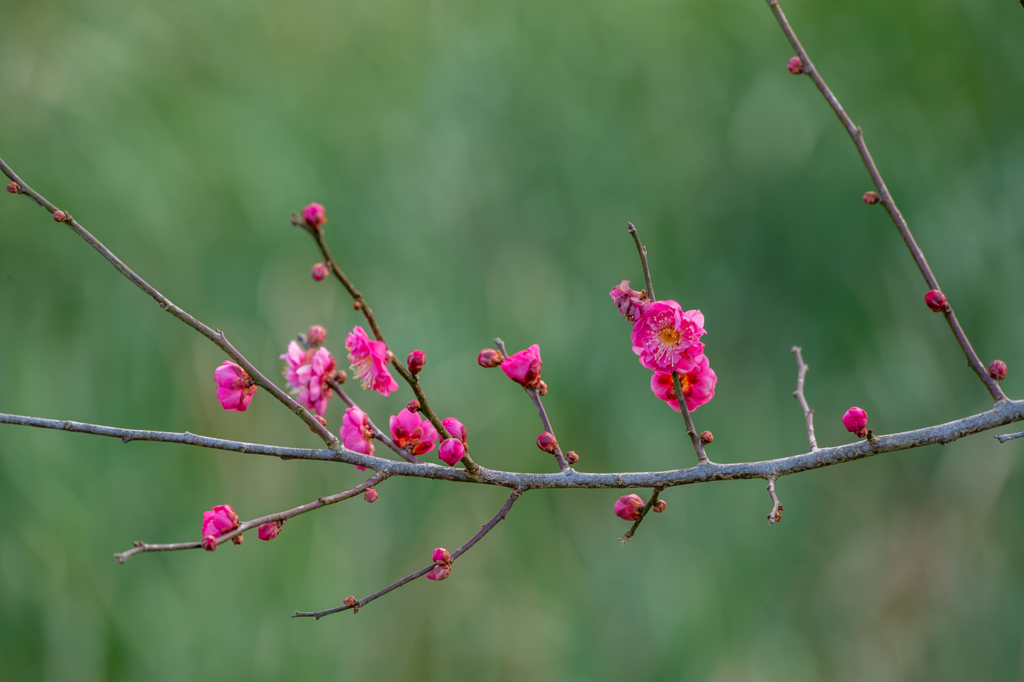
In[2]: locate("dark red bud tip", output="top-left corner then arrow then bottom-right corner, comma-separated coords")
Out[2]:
477,348 -> 504,368
306,325 -> 327,347
343,596 -> 358,608
407,350 -> 426,375
536,431 -> 558,454
406,399 -> 421,413
989,359 -> 1007,381
232,534 -> 244,545
862,191 -> 881,205
363,488 -> 378,503
700,430 -> 713,445
536,380 -> 548,397
652,499 -> 667,513
6,181 -> 19,194
924,289 -> 948,312
52,210 -> 67,222
566,450 -> 579,465
311,262 -> 329,281
201,536 -> 218,552
787,56 -> 804,74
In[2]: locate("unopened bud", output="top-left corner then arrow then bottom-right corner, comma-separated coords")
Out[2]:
614,494 -> 645,521
385,350 -> 395,364
407,350 -> 426,375
432,547 -> 451,565
652,499 -> 667,513
536,431 -> 558,454
343,596 -> 358,608
52,210 -> 67,222
306,325 -> 327,347
536,380 -> 548,397
787,56 -> 804,74
363,488 -> 378,503
862,191 -> 881,205
353,300 -> 363,311
308,414 -> 327,433
924,289 -> 948,312
406,399 -> 421,413
311,262 -> 329,281
334,369 -> 347,384
6,181 -> 19,194
700,430 -> 713,445
477,348 -> 504,368
232,534 -> 244,545
566,450 -> 579,465
842,406 -> 869,439
427,564 -> 451,581
989,359 -> 1007,381
302,202 -> 327,230
201,536 -> 218,552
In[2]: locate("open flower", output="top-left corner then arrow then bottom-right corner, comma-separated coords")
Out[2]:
631,301 -> 706,373
201,504 -> 239,550
214,361 -> 257,412
609,280 -> 649,322
501,344 -> 542,388
346,326 -> 399,397
651,355 -> 717,412
340,406 -> 375,471
389,408 -> 438,455
280,340 -> 313,390
296,347 -> 336,416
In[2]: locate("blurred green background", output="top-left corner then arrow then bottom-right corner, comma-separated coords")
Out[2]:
2,0 -> 1023,679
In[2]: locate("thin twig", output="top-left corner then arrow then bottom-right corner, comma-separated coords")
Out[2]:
791,346 -> 818,450
619,488 -> 663,543
293,489 -> 523,619
995,431 -> 1024,443
493,338 -> 570,472
672,372 -> 710,464
0,158 -> 339,445
627,222 -> 655,300
763,0 -> 1006,403
766,475 -> 783,524
115,473 -> 387,563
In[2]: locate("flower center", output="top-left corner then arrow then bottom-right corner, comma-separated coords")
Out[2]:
659,327 -> 681,347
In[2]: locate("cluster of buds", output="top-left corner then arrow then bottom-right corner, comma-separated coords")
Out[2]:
428,547 -> 452,581
439,417 -> 468,466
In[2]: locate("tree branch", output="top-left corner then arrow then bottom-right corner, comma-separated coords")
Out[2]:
995,431 -> 1024,443
791,346 -> 818,450
763,0 -> 1007,403
672,371 -> 710,464
327,378 -> 420,464
766,475 -> 783,524
293,489 -> 523,619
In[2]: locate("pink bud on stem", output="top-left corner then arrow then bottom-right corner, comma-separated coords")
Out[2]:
566,450 -> 579,465
614,494 -> 645,521
842,407 -> 869,439
787,56 -> 804,74
862,191 -> 881,204
406,399 -> 421,413
6,181 -> 19,194
652,499 -> 667,513
306,325 -> 327,347
363,488 -> 378,503
536,431 -> 558,454
407,350 -> 426,375
477,348 -> 504,368
302,203 -> 326,230
924,290 -> 948,312
52,210 -> 67,222
311,262 -> 329,281
989,359 -> 1007,381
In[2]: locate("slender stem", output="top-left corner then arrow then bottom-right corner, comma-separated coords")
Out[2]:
115,473 -> 387,563
0,158 -> 338,445
766,475 -> 783,524
627,222 -> 655,299
791,346 -> 818,450
995,431 -> 1024,443
327,378 -> 419,464
619,488 -> 662,543
763,0 -> 1006,403
672,373 -> 709,465
293,490 -> 523,619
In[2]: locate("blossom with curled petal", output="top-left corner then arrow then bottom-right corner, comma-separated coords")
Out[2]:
345,326 -> 399,397
280,341 -> 313,390
651,355 -> 717,413
201,504 -> 239,550
631,300 -> 706,373
340,406 -> 375,471
501,344 -> 542,388
296,347 -> 336,416
609,280 -> 649,322
214,361 -> 257,412
389,408 -> 438,456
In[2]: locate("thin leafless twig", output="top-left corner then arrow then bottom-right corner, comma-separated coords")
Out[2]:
791,346 -> 818,450
766,475 -> 783,524
619,487 -> 663,543
627,221 -> 655,300
995,431 -> 1024,443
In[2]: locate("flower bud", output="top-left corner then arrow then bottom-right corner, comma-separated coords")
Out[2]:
407,350 -> 426,375
652,499 -> 667,513
6,181 -> 19,194
787,56 -> 804,74
335,369 -> 347,384
989,359 -> 1007,381
536,380 -> 548,397
439,437 -> 466,466
201,536 -> 218,552
842,406 -> 869,438
700,430 -> 713,445
52,210 -> 67,222
427,564 -> 451,581
306,325 -> 327,347
432,547 -> 451,565
353,300 -> 363,311
302,202 -> 326,230
258,520 -> 285,540
924,289 -> 947,312
566,450 -> 579,465
862,191 -> 881,205
308,414 -> 327,434
311,262 -> 329,281
477,348 -> 504,368
407,399 -> 421,413
614,494 -> 645,521
343,596 -> 358,608
232,534 -> 244,545
536,431 -> 558,454
363,488 -> 378,503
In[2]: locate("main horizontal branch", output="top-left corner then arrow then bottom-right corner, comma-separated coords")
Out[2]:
6,400 -> 1022,490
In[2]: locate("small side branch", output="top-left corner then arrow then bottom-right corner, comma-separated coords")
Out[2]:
791,347 -> 818,450
766,476 -> 783,524
672,372 -> 710,464
627,222 -> 655,300
115,473 -> 387,563
995,431 -> 1024,443
293,489 -> 523,619
619,488 -> 663,543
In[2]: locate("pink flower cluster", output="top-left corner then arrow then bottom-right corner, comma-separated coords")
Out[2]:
201,504 -> 241,551
439,417 -> 467,466
346,326 -> 399,397
428,547 -> 452,581
215,361 -> 257,412
280,341 -> 337,416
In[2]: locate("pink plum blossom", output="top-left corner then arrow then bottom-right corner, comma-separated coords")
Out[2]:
258,520 -> 285,541
201,504 -> 239,550
432,548 -> 451,565
842,407 -> 868,438
214,361 -> 257,412
389,408 -> 438,455
439,438 -> 466,466
345,326 -> 399,397
280,340 -> 313,390
340,406 -> 375,471
501,344 -> 542,388
614,494 -> 645,521
363,488 -> 378,503
609,280 -> 649,322
296,347 -> 336,416
632,300 -> 706,373
651,355 -> 717,413
303,203 -> 326,229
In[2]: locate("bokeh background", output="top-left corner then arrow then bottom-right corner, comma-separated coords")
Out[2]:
2,0 -> 1023,679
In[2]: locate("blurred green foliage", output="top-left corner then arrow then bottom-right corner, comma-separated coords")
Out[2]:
2,0 -> 1024,679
